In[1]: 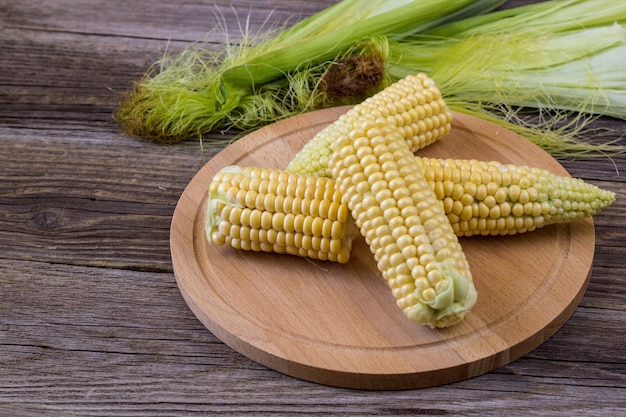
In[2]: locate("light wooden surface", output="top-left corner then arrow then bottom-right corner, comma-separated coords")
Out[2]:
1,0 -> 625,415
172,108 -> 595,390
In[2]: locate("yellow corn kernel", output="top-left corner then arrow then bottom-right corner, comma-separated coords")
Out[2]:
329,118 -> 477,329
206,165 -> 357,263
287,73 -> 453,177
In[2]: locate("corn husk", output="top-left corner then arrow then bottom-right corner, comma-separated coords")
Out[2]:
115,0 -> 626,157
388,19 -> 626,156
114,0 -> 505,143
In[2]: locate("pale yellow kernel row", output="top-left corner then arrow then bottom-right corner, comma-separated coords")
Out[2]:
220,234 -> 350,263
219,204 -> 346,239
215,222 -> 348,255
212,175 -> 340,203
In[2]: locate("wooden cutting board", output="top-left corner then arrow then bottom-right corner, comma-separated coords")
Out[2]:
170,107 -> 595,390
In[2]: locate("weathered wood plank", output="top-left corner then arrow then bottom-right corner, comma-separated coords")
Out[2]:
0,133 -> 209,271
2,0 -> 339,42
1,259 -> 623,416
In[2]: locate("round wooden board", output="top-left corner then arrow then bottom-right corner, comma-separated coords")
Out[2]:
170,107 -> 595,390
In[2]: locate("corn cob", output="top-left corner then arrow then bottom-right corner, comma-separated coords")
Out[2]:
286,73 -> 453,178
209,158 -> 614,244
206,165 -> 358,263
329,117 -> 476,328
420,157 -> 616,236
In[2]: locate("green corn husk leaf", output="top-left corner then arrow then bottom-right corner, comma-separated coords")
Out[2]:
384,0 -> 626,156
386,31 -> 626,156
220,0 -> 507,89
114,0 -> 505,143
424,0 -> 626,38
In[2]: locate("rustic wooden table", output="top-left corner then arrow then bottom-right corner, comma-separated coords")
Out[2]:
1,0 -> 624,415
